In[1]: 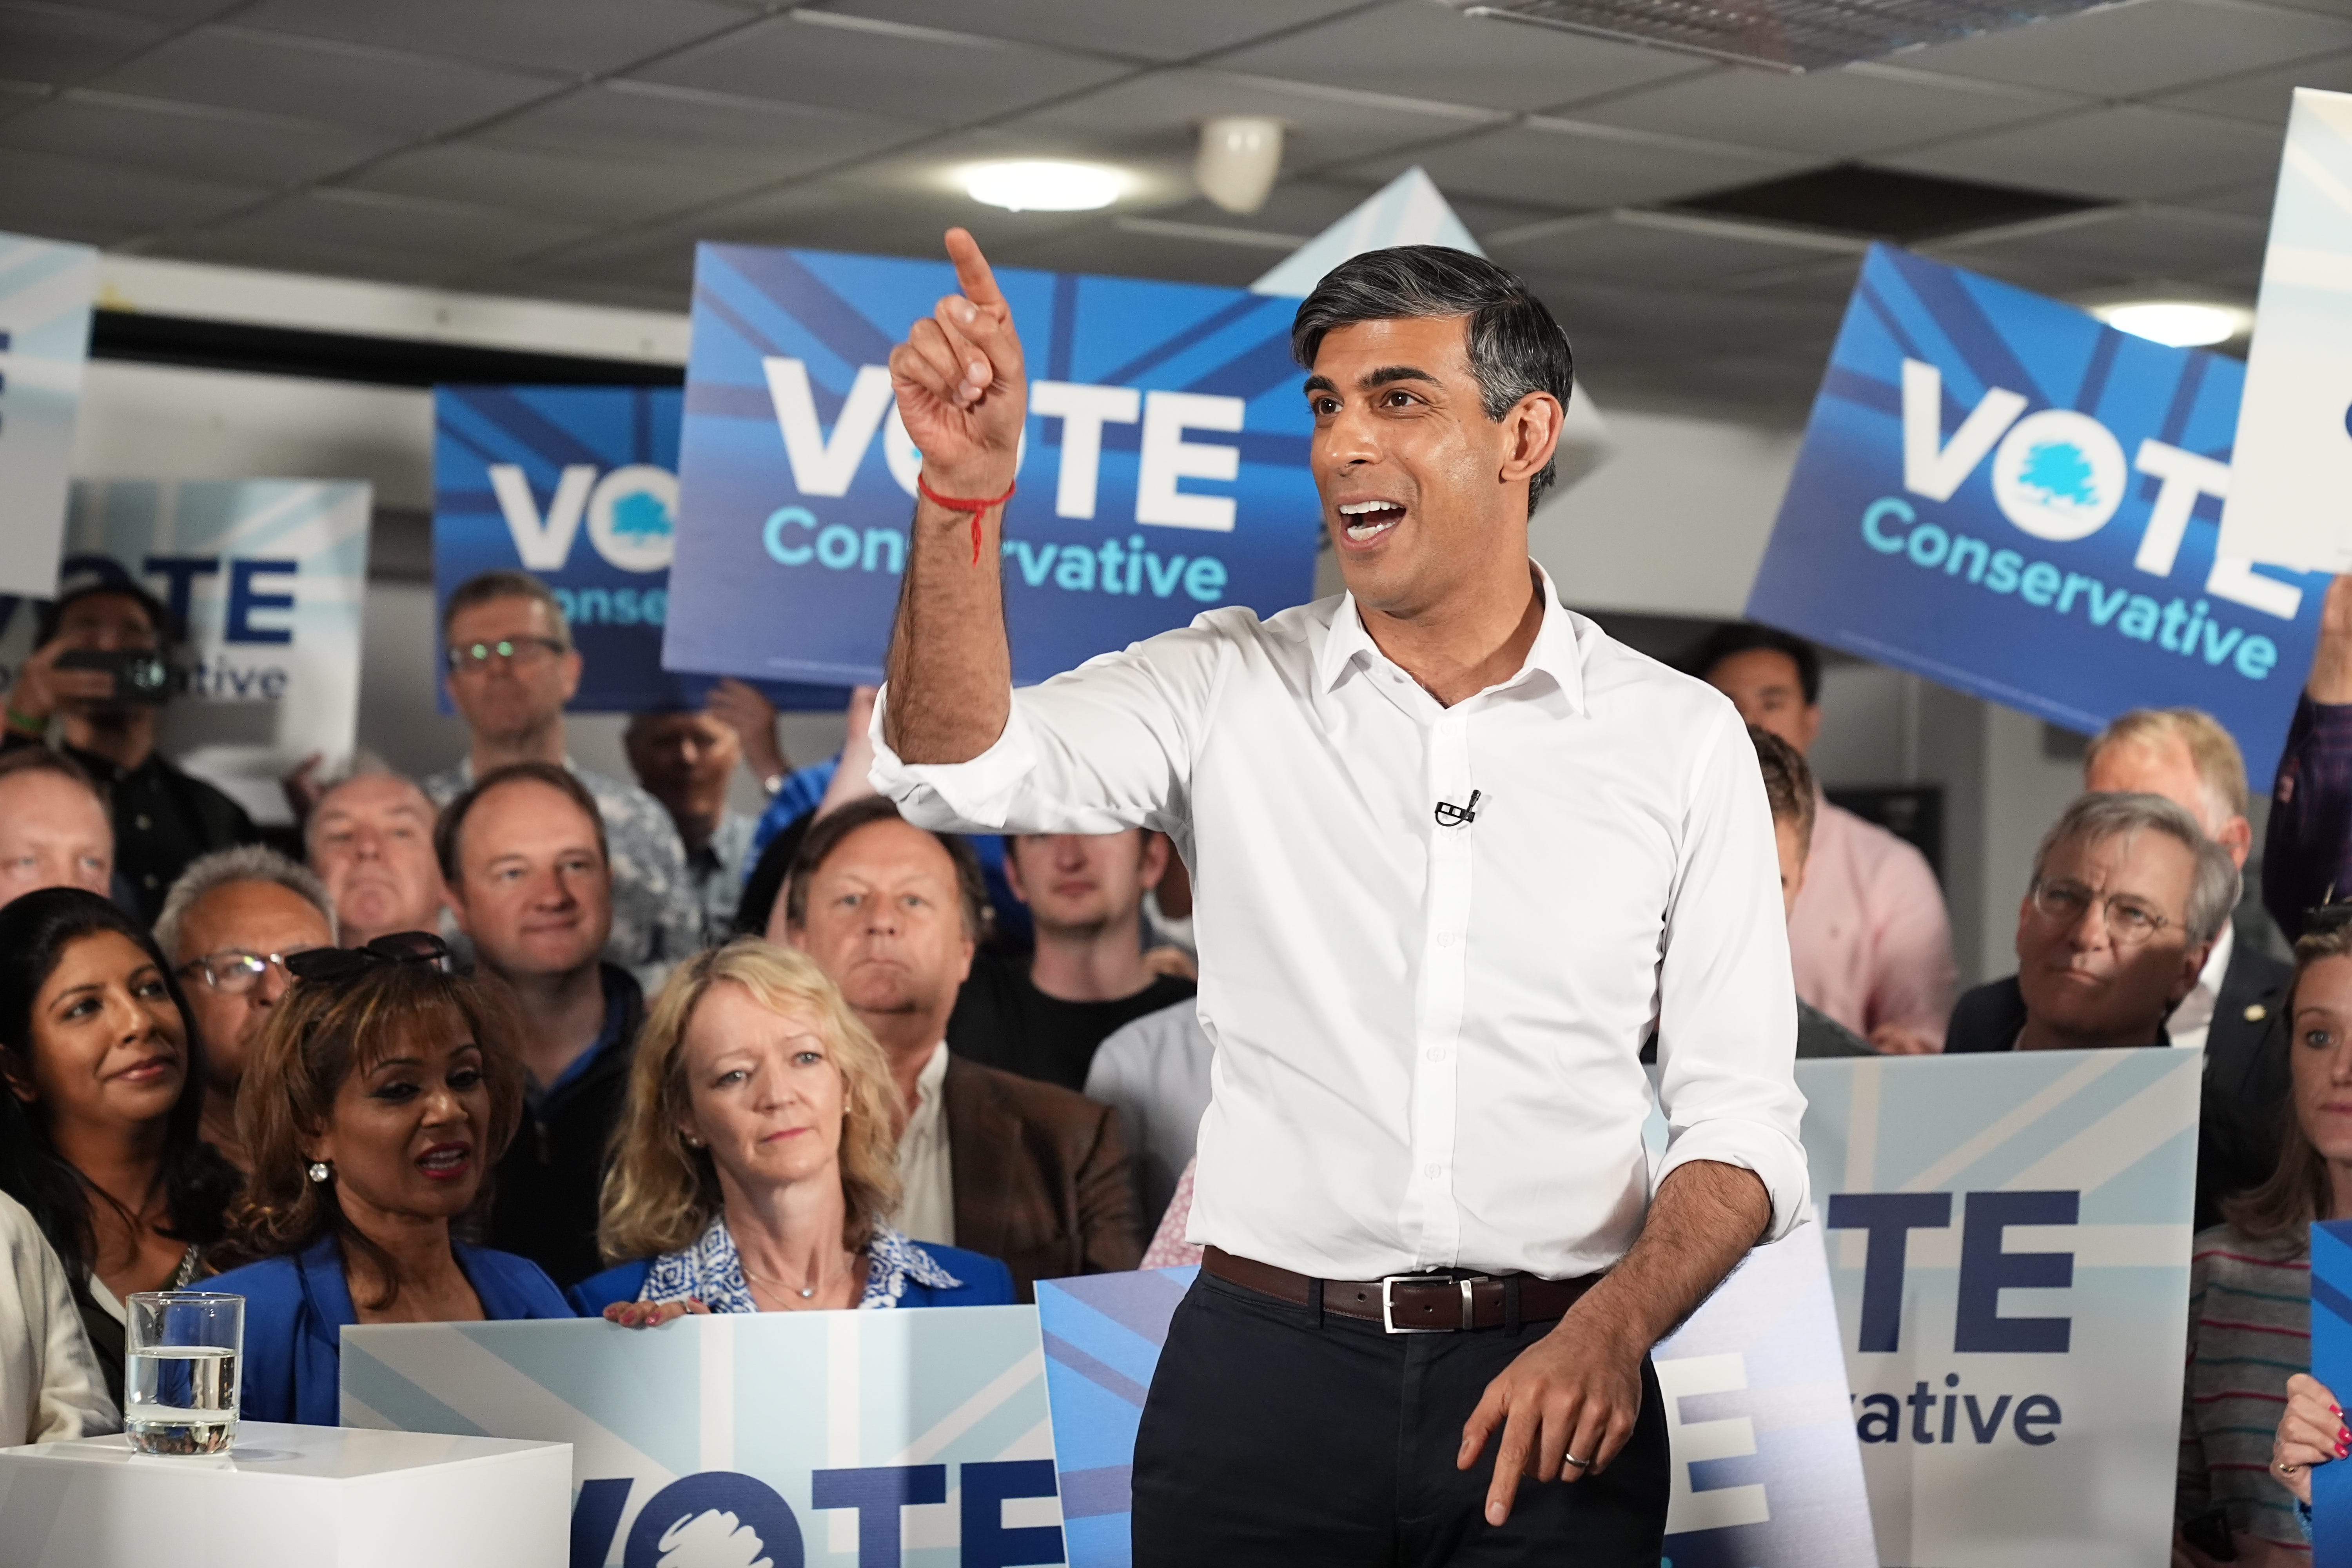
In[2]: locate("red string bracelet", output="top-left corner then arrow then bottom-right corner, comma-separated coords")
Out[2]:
915,473 -> 1017,564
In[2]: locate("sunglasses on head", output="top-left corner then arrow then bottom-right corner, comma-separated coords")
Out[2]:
283,931 -> 452,985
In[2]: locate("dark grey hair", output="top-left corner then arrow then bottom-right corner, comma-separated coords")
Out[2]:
2029,791 -> 2239,948
155,845 -> 338,960
1291,246 -> 1575,514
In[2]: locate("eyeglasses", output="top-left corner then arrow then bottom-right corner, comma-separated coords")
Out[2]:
2028,878 -> 2172,946
178,948 -> 320,995
445,636 -> 566,674
283,931 -> 453,985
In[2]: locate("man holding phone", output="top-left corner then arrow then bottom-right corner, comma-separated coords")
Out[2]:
4,577 -> 258,920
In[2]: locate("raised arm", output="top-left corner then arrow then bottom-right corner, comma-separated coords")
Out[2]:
2267,573 -> 2352,939
883,228 -> 1028,764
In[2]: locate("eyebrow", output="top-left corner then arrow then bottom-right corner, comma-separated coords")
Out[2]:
1303,365 -> 1444,398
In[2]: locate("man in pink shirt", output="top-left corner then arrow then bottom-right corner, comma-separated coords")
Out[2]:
1694,625 -> 1955,1053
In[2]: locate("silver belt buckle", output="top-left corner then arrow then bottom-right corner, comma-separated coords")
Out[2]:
1381,1273 -> 1488,1333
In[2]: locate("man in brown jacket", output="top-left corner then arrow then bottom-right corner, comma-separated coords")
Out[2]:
786,795 -> 1140,1298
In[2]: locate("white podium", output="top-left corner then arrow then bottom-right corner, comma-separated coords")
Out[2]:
0,1421 -> 570,1568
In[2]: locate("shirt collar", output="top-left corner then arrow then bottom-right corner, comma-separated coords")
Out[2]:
1314,565 -> 1587,716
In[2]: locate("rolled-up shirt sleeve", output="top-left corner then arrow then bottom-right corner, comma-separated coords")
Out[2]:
869,613 -> 1231,837
1651,705 -> 1813,1243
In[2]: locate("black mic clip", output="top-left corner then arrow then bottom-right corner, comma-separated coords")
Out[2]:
1433,789 -> 1481,828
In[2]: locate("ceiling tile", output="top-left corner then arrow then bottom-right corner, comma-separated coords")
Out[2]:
1573,61 -> 2081,159
986,215 -> 1295,287
1924,206 -> 2267,293
1878,104 -> 2287,201
476,81 -> 921,179
0,90 -> 391,185
2151,46 -> 2352,124
95,24 -> 559,134
0,0 -> 169,84
160,225 -> 464,284
0,145 -> 263,243
345,141 -> 767,225
1339,119 -> 1815,211
234,0 -> 753,75
675,169 -> 1111,262
628,11 -> 1131,127
53,0 -> 245,22
1006,69 -> 1500,174
1215,0 -> 1708,114
1717,254 -> 1869,307
2172,176 -> 2283,216
1893,0 -> 2352,99
811,0 -> 1368,63
1490,214 -> 1863,289
183,187 -> 594,267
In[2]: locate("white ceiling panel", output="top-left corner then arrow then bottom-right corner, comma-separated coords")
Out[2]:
0,145 -> 262,243
2151,48 -> 2352,123
0,1 -> 170,84
811,0 -> 1370,64
47,0 -> 247,23
94,25 -> 559,134
476,81 -> 922,178
987,216 -> 1303,287
185,187 -> 593,266
1894,0 -> 2352,100
163,224 -> 466,284
1717,254 -> 1869,307
678,167 -> 1112,263
1573,61 -> 2082,158
1342,119 -> 1813,211
1879,103 -> 2287,201
1926,205 -> 2266,290
1492,214 -> 1862,288
1216,0 -> 1708,114
346,142 -> 768,225
0,90 -> 392,185
233,0 -> 754,74
629,11 -> 1132,127
1006,69 -> 1501,172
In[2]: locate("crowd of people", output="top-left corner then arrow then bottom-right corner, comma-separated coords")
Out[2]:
0,556 -> 2346,1561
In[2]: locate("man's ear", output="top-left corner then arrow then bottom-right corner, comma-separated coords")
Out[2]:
2171,940 -> 2216,1006
1001,843 -> 1033,908
1497,391 -> 1564,490
445,880 -> 474,938
2219,815 -> 2254,871
1139,832 -> 1171,889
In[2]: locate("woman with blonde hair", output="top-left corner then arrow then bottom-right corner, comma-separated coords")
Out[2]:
571,937 -> 1011,1318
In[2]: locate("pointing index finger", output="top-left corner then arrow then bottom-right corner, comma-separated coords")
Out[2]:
944,227 -> 1006,310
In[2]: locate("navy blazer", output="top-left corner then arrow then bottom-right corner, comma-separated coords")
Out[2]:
567,1242 -> 1016,1316
207,1235 -> 572,1426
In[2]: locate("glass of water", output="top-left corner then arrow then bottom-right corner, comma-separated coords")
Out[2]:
125,1291 -> 243,1455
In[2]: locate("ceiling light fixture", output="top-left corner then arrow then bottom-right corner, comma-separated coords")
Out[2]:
1196,116 -> 1285,215
964,160 -> 1125,213
2090,300 -> 2253,349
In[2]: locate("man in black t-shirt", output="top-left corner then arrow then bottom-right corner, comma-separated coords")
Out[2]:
947,829 -> 1194,1091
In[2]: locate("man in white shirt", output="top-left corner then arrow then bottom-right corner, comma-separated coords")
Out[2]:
871,232 -> 1807,1563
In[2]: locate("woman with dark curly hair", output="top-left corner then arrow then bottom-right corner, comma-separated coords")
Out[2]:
0,887 -> 240,1406
206,933 -> 571,1423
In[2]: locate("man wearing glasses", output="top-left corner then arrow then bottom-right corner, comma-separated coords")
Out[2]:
422,571 -> 701,991
153,845 -> 337,1171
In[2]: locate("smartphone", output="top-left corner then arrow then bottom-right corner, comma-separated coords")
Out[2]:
54,648 -> 181,705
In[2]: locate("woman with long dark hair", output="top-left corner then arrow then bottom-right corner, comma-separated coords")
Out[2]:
205,934 -> 570,1424
0,887 -> 239,1405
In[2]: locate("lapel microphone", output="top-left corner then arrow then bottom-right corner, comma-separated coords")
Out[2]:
1433,789 -> 1481,828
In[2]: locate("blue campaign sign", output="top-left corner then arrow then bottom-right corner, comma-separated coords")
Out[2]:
2316,1220 -> 2352,1562
1747,244 -> 2327,779
435,385 -> 841,713
665,244 -> 1324,688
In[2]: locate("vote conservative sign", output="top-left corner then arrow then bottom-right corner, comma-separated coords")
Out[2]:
664,245 -> 1324,688
435,384 -> 840,713
1748,243 -> 2325,777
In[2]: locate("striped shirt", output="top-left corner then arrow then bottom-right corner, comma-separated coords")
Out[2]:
2181,1224 -> 2310,1550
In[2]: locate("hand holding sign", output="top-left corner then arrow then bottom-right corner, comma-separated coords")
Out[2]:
887,228 -> 1027,498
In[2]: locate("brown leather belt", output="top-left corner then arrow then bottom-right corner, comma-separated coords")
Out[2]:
1202,1246 -> 1597,1333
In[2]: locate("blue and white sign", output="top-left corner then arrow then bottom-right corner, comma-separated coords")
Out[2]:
1748,244 -> 2324,778
343,1307 -> 1063,1568
665,245 -> 1323,688
0,231 -> 97,599
2314,1220 -> 2352,1561
1035,1244 -> 1872,1568
435,384 -> 841,713
1804,1048 -> 2198,1568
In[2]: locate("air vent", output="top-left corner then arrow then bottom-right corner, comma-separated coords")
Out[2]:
1671,165 -> 2104,240
1450,0 -> 2112,73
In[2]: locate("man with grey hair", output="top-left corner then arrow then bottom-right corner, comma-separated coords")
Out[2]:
156,845 -> 336,1170
1947,791 -> 2273,1224
305,764 -> 447,948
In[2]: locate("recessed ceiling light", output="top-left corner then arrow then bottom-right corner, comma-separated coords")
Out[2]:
964,160 -> 1125,213
2090,300 -> 2252,348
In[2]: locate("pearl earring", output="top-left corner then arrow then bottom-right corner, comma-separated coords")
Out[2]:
307,1161 -> 331,1184
685,1135 -> 704,1149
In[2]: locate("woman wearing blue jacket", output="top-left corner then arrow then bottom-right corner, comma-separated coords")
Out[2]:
207,935 -> 569,1424
570,938 -> 1011,1321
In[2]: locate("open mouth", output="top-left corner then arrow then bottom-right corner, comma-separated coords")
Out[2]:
416,1144 -> 473,1179
1337,500 -> 1405,544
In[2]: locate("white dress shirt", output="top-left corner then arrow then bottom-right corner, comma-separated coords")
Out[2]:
894,1042 -> 956,1248
873,573 -> 1808,1281
2167,921 -> 2235,1053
